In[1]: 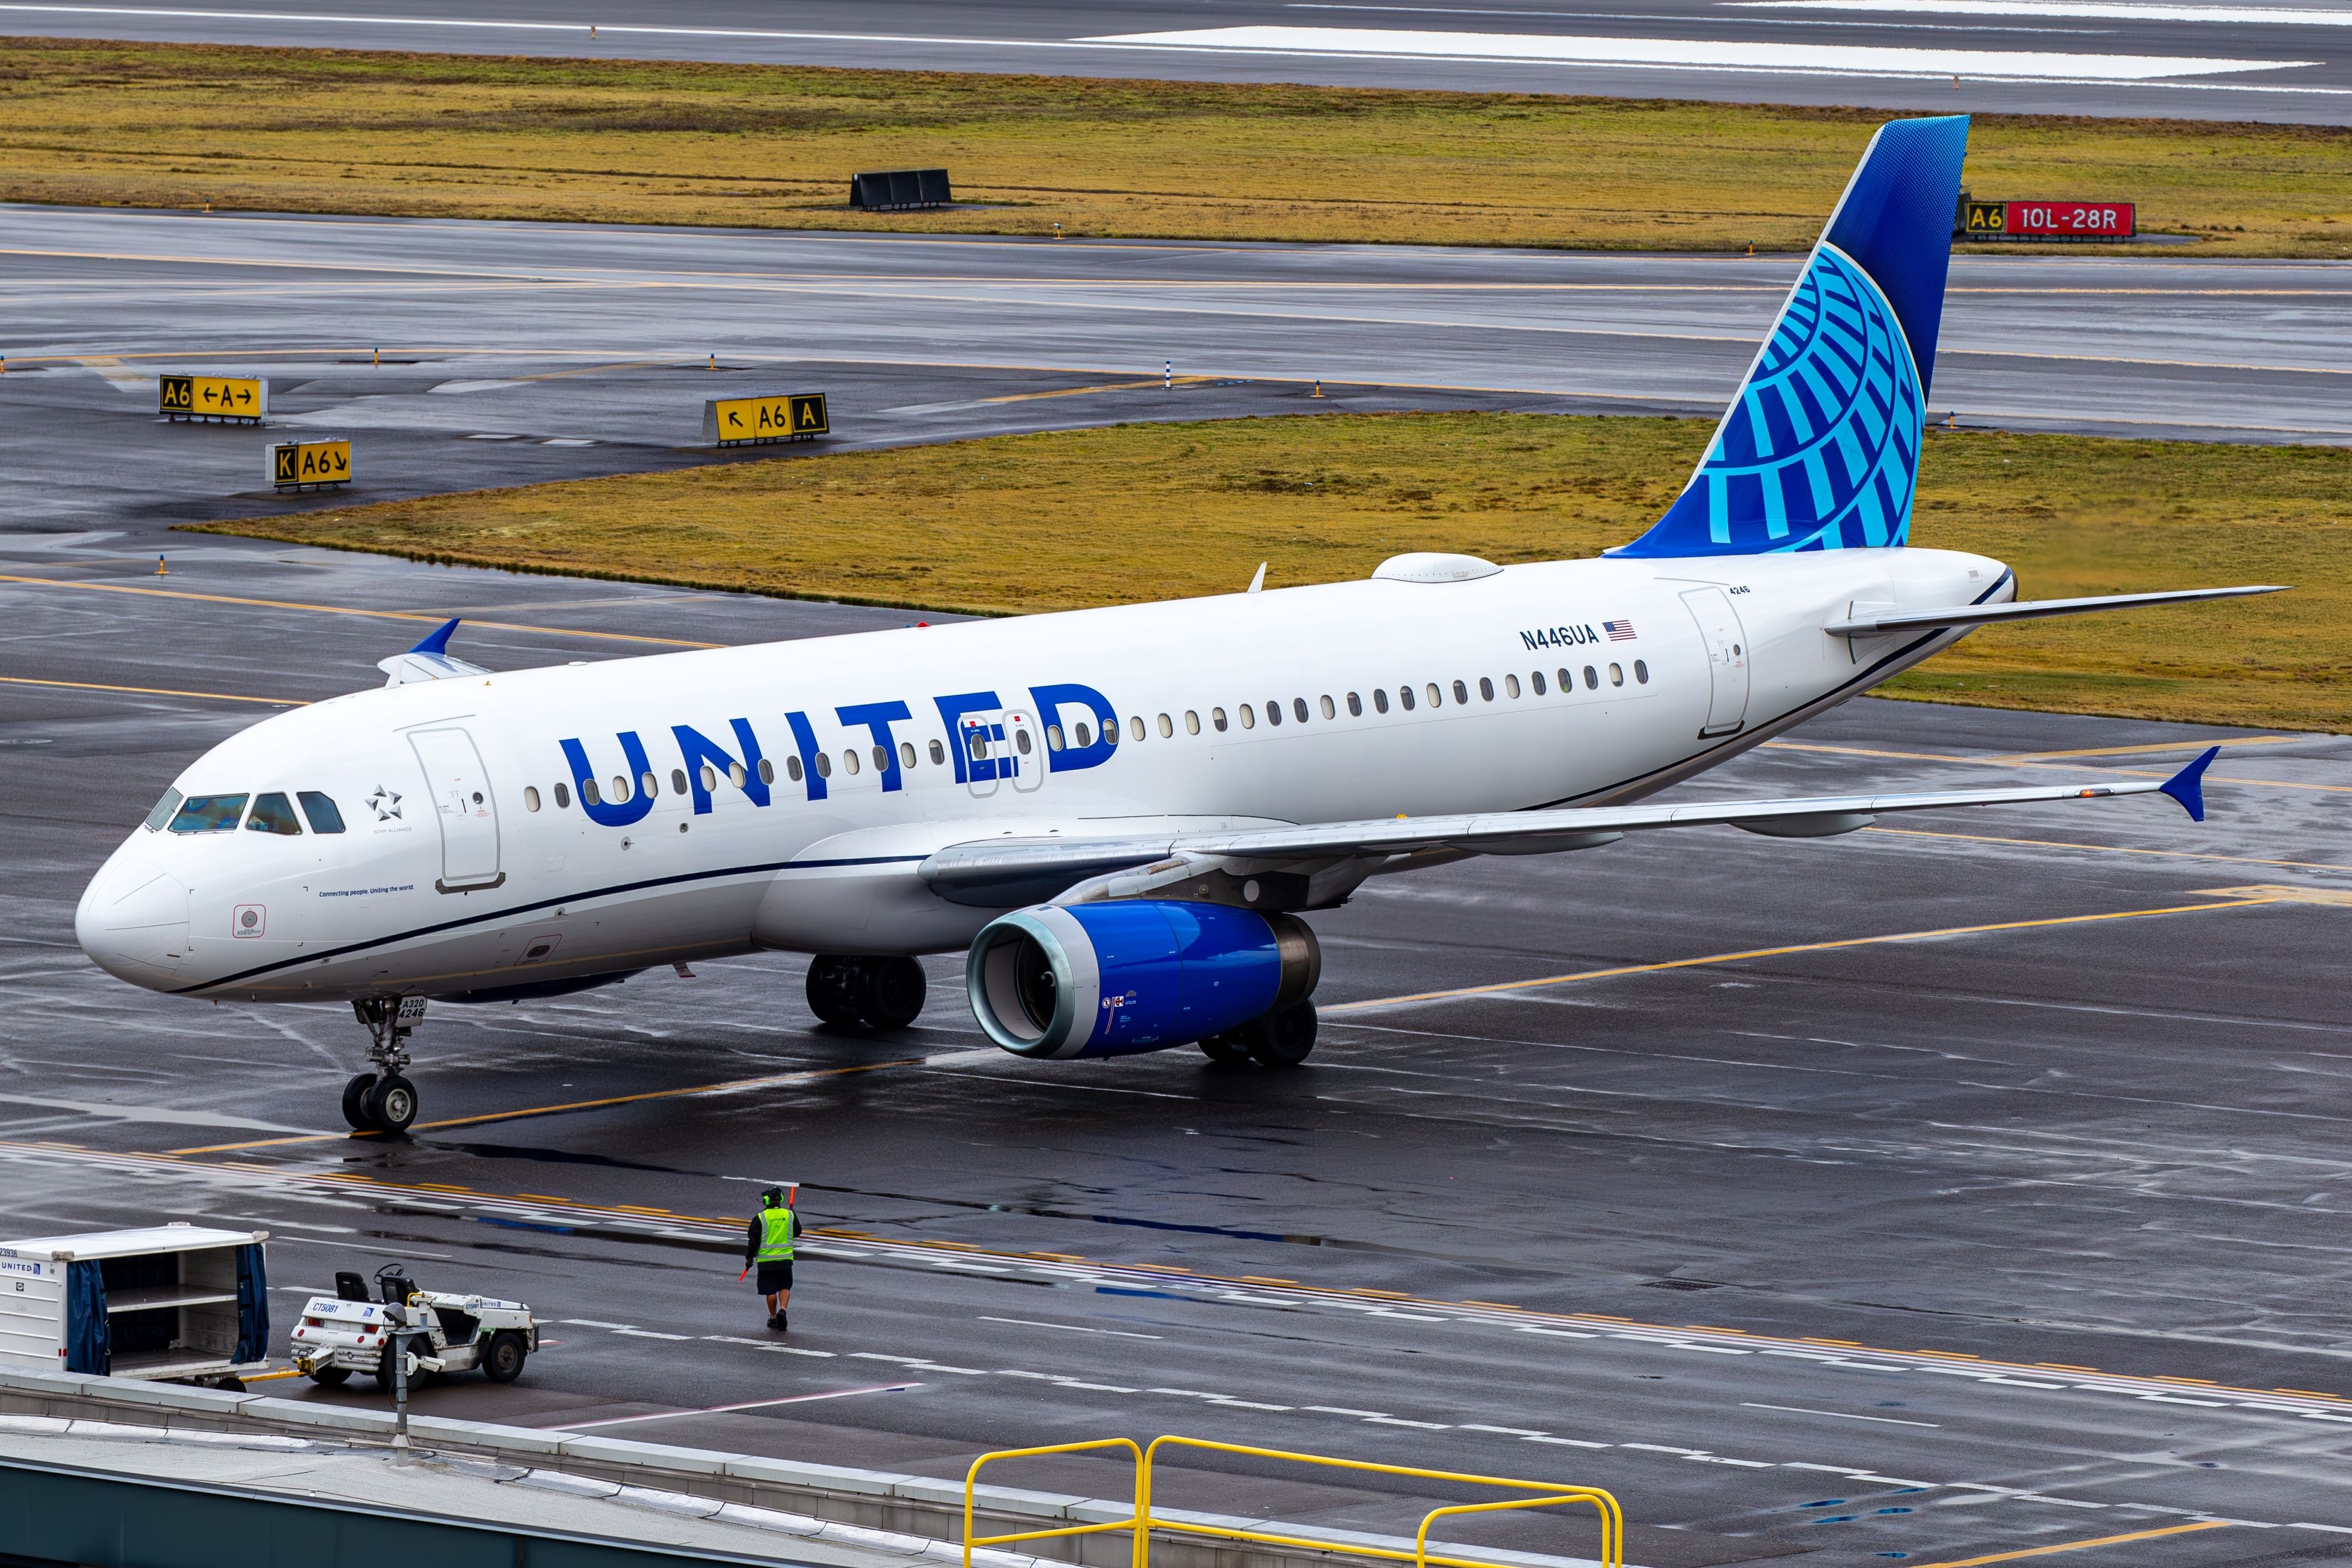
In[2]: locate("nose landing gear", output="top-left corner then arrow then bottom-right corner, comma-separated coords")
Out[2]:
345,997 -> 425,1135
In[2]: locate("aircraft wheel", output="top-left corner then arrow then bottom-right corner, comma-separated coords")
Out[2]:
341,1073 -> 375,1130
1198,1032 -> 1251,1065
805,956 -> 865,1026
482,1330 -> 529,1385
364,1074 -> 419,1134
857,957 -> 927,1031
1239,1001 -> 1317,1068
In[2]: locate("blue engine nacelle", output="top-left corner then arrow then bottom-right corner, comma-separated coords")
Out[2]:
965,901 -> 1320,1059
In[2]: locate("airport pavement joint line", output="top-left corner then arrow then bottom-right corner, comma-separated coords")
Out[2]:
0,574 -> 724,649
1322,896 -> 2282,1014
1863,825 -> 2352,877
8,1136 -> 2351,1425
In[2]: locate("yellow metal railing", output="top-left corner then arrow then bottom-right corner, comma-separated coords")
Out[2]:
959,1434 -> 1619,1568
965,1438 -> 1145,1568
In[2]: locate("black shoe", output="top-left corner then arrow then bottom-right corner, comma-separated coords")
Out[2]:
766,1312 -> 783,1329
777,1313 -> 788,1333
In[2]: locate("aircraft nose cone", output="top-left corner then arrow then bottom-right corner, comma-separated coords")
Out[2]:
76,856 -> 190,987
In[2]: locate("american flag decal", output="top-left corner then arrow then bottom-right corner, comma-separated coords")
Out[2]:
1604,619 -> 1637,641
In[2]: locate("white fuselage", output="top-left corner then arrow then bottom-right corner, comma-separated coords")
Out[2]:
75,547 -> 2010,1005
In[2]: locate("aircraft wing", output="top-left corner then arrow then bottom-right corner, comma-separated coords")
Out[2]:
918,748 -> 2218,907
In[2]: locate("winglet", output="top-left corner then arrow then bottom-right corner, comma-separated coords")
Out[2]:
2159,746 -> 2220,822
408,618 -> 460,657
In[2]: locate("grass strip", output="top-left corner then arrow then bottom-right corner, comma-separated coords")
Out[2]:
0,38 -> 2346,255
187,411 -> 2346,731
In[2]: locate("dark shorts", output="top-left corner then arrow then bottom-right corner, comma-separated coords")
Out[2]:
756,1260 -> 794,1294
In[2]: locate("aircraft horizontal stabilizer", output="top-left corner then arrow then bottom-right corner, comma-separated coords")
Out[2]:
377,617 -> 491,688
920,767 -> 2201,905
1825,585 -> 2286,637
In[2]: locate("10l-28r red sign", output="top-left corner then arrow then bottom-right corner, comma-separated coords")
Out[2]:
1964,200 -> 2135,239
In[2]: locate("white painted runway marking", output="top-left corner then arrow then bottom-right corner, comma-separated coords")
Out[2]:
1741,0 -> 2352,23
1080,24 -> 2311,79
1743,1401 -> 1943,1427
549,1381 -> 921,1430
979,1316 -> 1163,1339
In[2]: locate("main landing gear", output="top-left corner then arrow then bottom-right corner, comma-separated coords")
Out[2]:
344,996 -> 426,1135
806,955 -> 927,1031
1199,998 -> 1319,1069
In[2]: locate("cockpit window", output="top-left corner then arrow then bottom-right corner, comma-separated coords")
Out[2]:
169,794 -> 249,834
297,791 -> 346,834
143,789 -> 184,832
245,793 -> 302,835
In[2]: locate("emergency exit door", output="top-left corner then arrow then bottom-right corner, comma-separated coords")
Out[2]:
408,727 -> 503,890
1679,587 -> 1750,737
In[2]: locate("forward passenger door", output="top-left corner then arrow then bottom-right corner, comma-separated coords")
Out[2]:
408,727 -> 504,890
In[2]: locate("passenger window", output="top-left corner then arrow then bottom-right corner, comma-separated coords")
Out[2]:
144,789 -> 183,832
1264,701 -> 1281,727
1345,692 -> 1361,717
1398,686 -> 1414,712
1504,674 -> 1520,698
1372,689 -> 1388,714
640,771 -> 658,798
758,758 -> 776,785
169,794 -> 249,833
971,732 -> 990,760
844,749 -> 861,775
1609,662 -> 1624,686
245,792 -> 302,835
1130,715 -> 1145,742
1634,659 -> 1650,684
1532,671 -> 1546,695
1239,704 -> 1256,730
611,775 -> 630,802
1584,666 -> 1599,690
1047,724 -> 1064,751
900,741 -> 917,769
1453,679 -> 1469,705
787,755 -> 805,783
583,778 -> 602,805
675,768 -> 691,796
729,762 -> 746,787
1074,722 -> 1093,747
523,786 -> 542,814
1157,713 -> 1173,738
928,740 -> 945,765
553,781 -> 572,809
1558,667 -> 1572,691
1212,708 -> 1228,732
1011,732 -> 1030,758
1185,711 -> 1200,735
814,753 -> 832,779
1479,678 -> 1494,701
1293,698 -> 1309,722
1426,683 -> 1443,708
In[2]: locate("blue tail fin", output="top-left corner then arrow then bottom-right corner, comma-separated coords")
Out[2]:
1610,116 -> 1968,559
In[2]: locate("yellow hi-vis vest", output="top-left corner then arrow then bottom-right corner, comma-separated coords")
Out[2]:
756,1206 -> 795,1262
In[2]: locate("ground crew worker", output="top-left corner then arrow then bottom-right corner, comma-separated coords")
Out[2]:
746,1184 -> 796,1331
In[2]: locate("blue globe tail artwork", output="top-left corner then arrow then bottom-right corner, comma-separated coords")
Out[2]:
1610,115 -> 1969,559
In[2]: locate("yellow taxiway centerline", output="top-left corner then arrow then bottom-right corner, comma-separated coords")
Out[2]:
0,674 -> 305,706
1322,897 -> 2282,1014
1909,1520 -> 2232,1567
